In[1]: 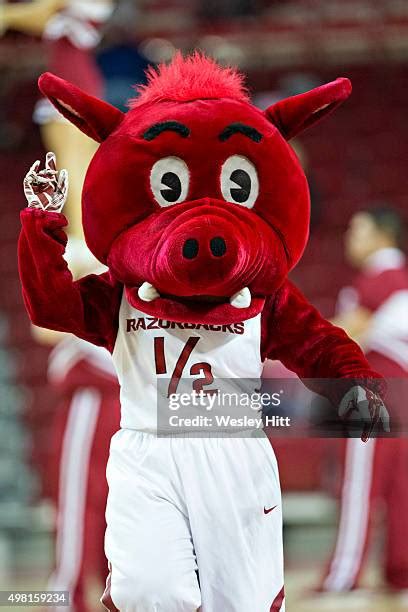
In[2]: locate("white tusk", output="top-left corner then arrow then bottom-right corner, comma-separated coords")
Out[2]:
138,282 -> 160,302
230,287 -> 251,309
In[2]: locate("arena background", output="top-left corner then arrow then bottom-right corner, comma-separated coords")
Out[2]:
0,1 -> 407,610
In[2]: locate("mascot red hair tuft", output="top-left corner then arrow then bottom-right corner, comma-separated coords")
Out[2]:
18,53 -> 388,611
132,52 -> 250,106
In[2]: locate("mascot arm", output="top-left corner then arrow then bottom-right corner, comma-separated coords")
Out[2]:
18,208 -> 121,351
262,280 -> 389,440
262,279 -> 385,399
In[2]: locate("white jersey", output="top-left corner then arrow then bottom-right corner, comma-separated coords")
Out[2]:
112,291 -> 263,431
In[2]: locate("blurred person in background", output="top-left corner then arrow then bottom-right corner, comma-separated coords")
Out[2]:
96,0 -> 149,112
33,238 -> 120,612
0,0 -> 114,238
313,206 -> 408,605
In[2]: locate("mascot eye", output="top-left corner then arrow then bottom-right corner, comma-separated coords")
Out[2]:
150,157 -> 190,207
220,155 -> 259,208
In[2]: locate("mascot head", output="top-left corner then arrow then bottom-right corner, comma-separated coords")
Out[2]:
39,53 -> 351,323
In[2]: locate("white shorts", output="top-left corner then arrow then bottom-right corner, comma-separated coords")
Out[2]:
103,430 -> 285,612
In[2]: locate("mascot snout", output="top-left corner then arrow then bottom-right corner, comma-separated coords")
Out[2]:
158,210 -> 249,295
109,200 -> 267,302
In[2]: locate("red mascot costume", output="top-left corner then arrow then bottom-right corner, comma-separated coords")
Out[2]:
18,54 -> 389,612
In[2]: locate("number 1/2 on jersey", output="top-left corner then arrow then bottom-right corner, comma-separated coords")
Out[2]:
154,336 -> 215,396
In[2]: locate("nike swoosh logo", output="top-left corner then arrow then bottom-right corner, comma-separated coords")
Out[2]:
264,505 -> 277,515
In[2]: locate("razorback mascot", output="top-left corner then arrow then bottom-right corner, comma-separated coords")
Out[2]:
18,54 -> 389,612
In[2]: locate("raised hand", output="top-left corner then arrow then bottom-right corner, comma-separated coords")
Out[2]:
339,385 -> 390,442
23,152 -> 68,213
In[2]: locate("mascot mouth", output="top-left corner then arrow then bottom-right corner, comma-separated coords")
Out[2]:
107,200 -> 282,324
138,281 -> 252,309
125,282 -> 265,324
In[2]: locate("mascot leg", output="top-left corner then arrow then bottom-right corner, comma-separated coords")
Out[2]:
102,430 -> 202,612
182,435 -> 285,611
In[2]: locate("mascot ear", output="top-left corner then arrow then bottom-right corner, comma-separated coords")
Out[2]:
265,77 -> 352,140
38,73 -> 124,142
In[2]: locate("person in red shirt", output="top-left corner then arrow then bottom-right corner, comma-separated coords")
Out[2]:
317,206 -> 408,603
46,334 -> 120,612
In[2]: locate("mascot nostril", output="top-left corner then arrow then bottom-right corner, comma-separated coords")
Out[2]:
182,236 -> 227,260
210,237 -> 227,257
182,238 -> 199,260
19,52 -> 389,611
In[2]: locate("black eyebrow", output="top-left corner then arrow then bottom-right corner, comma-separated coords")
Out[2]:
142,121 -> 190,141
219,122 -> 263,143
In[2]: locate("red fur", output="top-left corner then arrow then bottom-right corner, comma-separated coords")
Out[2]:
130,52 -> 250,107
18,209 -> 122,352
266,77 -> 352,140
38,72 -> 124,143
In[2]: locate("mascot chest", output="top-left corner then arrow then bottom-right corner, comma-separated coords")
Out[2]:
113,291 -> 263,398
